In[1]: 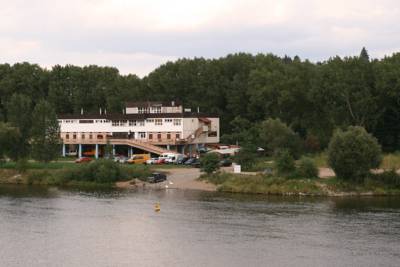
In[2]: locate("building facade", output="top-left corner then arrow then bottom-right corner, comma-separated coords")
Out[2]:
58,101 -> 219,158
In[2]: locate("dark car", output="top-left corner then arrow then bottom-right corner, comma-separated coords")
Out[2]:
184,158 -> 196,165
177,156 -> 189,164
147,173 -> 167,183
219,159 -> 232,167
191,159 -> 201,168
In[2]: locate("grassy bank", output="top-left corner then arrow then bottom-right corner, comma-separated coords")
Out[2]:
199,172 -> 400,196
0,160 -> 152,188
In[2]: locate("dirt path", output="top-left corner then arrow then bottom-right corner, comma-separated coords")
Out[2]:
116,168 -> 217,191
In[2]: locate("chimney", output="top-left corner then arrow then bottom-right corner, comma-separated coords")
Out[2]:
81,108 -> 83,115
100,108 -> 102,115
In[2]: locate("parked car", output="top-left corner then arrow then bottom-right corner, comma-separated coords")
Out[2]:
114,156 -> 128,163
191,159 -> 201,168
147,173 -> 167,183
145,158 -> 159,165
219,159 -> 232,167
154,158 -> 166,164
127,154 -> 150,164
184,158 -> 196,165
176,156 -> 189,164
75,157 -> 93,163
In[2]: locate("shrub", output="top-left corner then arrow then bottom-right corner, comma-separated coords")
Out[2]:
369,169 -> 400,188
296,157 -> 319,178
275,150 -> 295,176
328,126 -> 382,181
259,118 -> 303,158
200,153 -> 220,174
16,159 -> 28,173
234,145 -> 257,171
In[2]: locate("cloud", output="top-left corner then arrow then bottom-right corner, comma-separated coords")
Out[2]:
0,0 -> 400,76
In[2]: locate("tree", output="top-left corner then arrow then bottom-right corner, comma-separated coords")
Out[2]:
6,93 -> 32,160
274,150 -> 296,176
200,153 -> 220,174
0,122 -> 20,161
31,100 -> 61,163
234,144 -> 257,171
328,126 -> 382,181
259,118 -> 303,158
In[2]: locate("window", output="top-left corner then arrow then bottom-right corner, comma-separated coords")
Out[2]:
112,120 -> 127,126
167,133 -> 171,139
66,134 -> 69,139
79,120 -> 94,124
157,133 -> 161,139
138,120 -> 145,126
149,134 -> 153,140
138,132 -> 146,139
173,119 -> 181,126
146,119 -> 154,123
155,119 -> 163,125
165,119 -> 172,123
97,135 -> 103,139
89,134 -> 93,139
208,131 -> 217,137
73,134 -> 77,139
82,134 -> 85,139
138,107 -> 149,114
151,106 -> 161,113
129,120 -> 136,126
176,133 -> 180,139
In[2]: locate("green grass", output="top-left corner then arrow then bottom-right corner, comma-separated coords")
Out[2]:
201,172 -> 323,195
0,161 -> 75,170
310,153 -> 329,168
380,153 -> 400,170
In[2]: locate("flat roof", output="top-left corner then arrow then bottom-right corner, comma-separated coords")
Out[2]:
58,112 -> 218,120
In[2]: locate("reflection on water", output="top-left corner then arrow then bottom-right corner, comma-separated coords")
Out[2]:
0,185 -> 400,267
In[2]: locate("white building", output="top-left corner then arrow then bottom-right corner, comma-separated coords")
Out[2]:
58,101 -> 220,158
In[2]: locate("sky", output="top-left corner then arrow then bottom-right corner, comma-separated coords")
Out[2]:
1,0 -> 400,77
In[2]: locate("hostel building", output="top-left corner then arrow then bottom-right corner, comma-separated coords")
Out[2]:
58,101 -> 220,158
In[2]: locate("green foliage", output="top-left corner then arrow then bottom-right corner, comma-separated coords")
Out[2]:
368,170 -> 400,188
274,150 -> 296,176
296,157 -> 319,178
59,160 -> 123,183
234,145 -> 258,171
259,118 -> 303,158
200,153 -> 220,174
16,159 -> 28,173
6,93 -> 32,160
31,100 -> 61,163
0,122 -> 20,159
328,126 -> 382,181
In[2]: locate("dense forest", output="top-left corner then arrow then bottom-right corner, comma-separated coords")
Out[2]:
1,48 -> 400,152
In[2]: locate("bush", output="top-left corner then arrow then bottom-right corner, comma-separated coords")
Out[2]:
369,169 -> 400,188
259,118 -> 303,158
275,150 -> 295,176
328,126 -> 382,181
200,153 -> 220,174
296,157 -> 319,178
234,145 -> 257,171
59,159 -> 128,184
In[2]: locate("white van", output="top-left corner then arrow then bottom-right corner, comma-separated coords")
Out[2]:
159,153 -> 183,164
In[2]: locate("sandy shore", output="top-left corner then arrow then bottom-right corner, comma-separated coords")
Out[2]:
116,167 -> 217,191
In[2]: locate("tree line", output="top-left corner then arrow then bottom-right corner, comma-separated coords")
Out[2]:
1,47 -> 400,160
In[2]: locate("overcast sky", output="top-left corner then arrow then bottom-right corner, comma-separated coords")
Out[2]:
1,0 -> 399,76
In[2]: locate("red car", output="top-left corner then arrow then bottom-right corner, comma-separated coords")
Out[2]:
155,158 -> 165,164
75,157 -> 93,163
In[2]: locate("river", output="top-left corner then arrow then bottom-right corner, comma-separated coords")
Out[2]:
1,185 -> 400,267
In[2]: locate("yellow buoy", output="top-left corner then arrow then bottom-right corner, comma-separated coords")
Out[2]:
154,203 -> 161,212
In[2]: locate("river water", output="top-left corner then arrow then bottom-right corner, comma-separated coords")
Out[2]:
0,185 -> 400,267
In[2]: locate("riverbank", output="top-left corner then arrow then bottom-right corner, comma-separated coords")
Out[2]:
199,171 -> 400,196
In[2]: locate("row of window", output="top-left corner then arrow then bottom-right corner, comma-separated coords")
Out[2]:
64,133 -> 181,140
61,118 -> 182,126
65,134 -> 104,140
112,119 -> 181,126
138,106 -> 162,114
